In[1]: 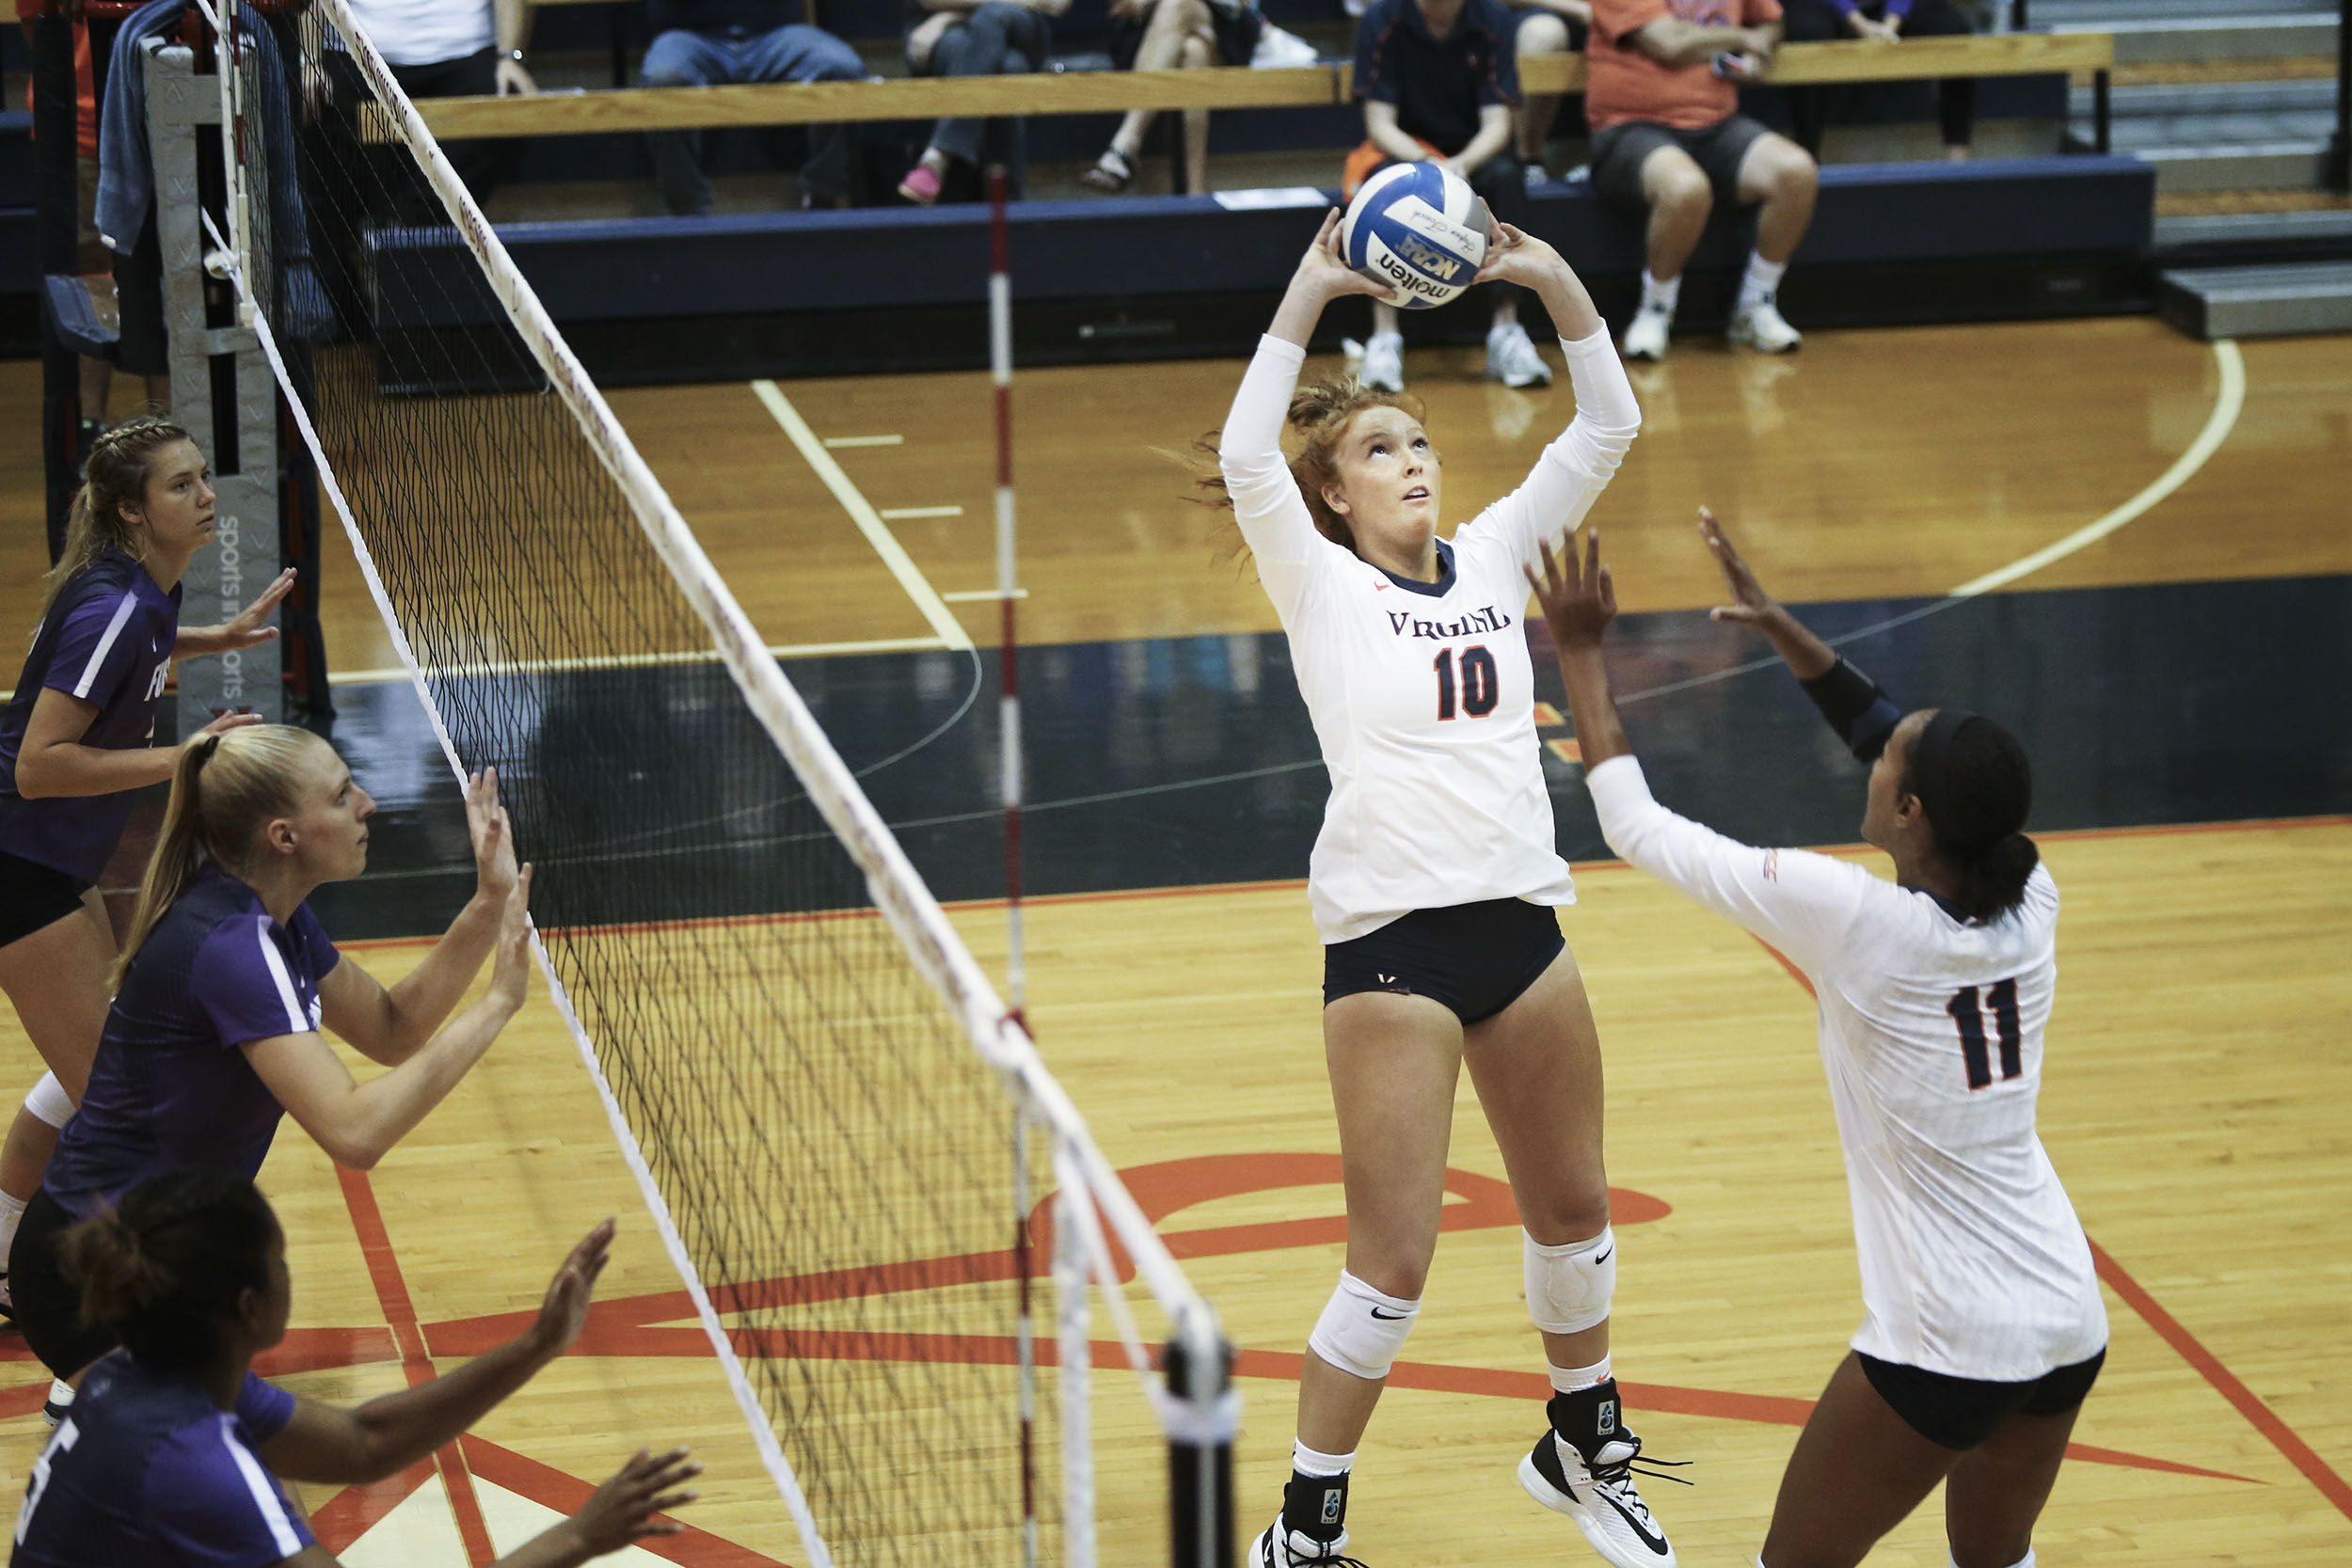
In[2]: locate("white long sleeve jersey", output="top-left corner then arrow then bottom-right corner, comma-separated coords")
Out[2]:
1590,756 -> 2107,1382
1220,331 -> 1640,943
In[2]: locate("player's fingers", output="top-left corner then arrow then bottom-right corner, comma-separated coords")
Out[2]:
1598,563 -> 1616,615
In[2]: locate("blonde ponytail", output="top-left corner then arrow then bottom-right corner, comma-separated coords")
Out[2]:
114,725 -> 328,987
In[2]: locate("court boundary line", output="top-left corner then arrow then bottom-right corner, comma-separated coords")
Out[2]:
750,379 -> 973,653
334,1164 -> 501,1566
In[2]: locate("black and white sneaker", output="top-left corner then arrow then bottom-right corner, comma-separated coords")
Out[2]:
1246,1520 -> 1367,1568
41,1378 -> 73,1428
1517,1381 -> 1687,1568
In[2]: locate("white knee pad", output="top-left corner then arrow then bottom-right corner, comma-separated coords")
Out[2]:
1306,1270 -> 1421,1381
24,1072 -> 73,1131
1524,1227 -> 1615,1336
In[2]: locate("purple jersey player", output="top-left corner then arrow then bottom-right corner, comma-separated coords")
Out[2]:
0,420 -> 294,1330
10,725 -> 534,1396
12,1168 -> 700,1568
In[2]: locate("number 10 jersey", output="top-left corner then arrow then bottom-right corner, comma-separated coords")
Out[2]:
1220,330 -> 1642,943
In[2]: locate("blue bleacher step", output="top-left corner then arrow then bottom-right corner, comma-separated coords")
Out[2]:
2157,261 -> 2352,339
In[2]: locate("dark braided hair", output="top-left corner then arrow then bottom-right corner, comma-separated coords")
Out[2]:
1900,710 -> 2040,923
61,1168 -> 279,1371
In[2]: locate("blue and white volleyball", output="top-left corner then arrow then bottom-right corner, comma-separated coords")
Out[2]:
1341,163 -> 1492,310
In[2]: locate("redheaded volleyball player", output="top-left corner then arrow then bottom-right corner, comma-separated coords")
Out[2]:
1207,211 -> 1677,1568
10,725 -> 535,1410
1531,515 -> 2107,1568
0,420 -> 294,1317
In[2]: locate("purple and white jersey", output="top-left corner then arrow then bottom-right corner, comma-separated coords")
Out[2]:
12,1353 -> 311,1567
0,549 -> 182,886
46,867 -> 341,1221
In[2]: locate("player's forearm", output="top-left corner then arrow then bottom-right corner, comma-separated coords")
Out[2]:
172,625 -> 234,657
342,1331 -> 556,1480
1553,644 -> 1632,769
1752,604 -> 1836,681
322,995 -> 516,1168
1267,270 -> 1341,350
378,893 -> 505,1057
490,1522 -> 602,1568
13,739 -> 174,799
1532,264 -> 1604,346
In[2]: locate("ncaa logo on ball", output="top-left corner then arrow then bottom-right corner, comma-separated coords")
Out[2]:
1343,163 -> 1489,310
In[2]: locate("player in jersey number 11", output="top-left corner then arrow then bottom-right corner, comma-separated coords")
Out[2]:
1203,209 -> 1679,1568
1531,515 -> 2108,1568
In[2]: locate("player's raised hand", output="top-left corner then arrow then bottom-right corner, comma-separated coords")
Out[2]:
212,568 -> 299,651
1699,508 -> 1782,627
566,1447 -> 703,1555
1525,528 -> 1616,652
1471,213 -> 1565,289
465,767 -> 520,903
485,865 -> 535,1012
529,1217 -> 616,1359
1296,208 -> 1400,303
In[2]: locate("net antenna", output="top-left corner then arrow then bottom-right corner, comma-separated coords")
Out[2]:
220,4 -> 1236,1564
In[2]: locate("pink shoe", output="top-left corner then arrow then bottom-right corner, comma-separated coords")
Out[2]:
897,162 -> 943,205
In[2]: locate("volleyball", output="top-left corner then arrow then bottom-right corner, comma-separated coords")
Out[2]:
1341,163 -> 1492,310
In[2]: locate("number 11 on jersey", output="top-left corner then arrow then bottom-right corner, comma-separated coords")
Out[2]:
1434,645 -> 1499,721
1947,978 -> 2023,1090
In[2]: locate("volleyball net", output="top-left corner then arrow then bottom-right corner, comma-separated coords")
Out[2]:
199,3 -> 1235,1563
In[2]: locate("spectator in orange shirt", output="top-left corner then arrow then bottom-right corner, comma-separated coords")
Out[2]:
1585,0 -> 1815,359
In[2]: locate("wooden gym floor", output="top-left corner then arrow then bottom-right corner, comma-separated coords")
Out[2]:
0,315 -> 2347,1565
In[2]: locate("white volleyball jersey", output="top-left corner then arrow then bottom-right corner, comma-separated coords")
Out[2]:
1220,332 -> 1640,942
1589,757 -> 2108,1382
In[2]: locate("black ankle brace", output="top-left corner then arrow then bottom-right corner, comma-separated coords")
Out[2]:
1280,1468 -> 1349,1541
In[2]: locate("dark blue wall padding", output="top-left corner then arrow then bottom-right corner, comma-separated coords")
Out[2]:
371,155 -> 2151,331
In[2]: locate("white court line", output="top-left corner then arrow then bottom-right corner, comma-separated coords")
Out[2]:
819,434 -> 904,449
753,380 -> 975,654
880,505 -> 965,520
1950,341 -> 2246,598
942,589 -> 1029,602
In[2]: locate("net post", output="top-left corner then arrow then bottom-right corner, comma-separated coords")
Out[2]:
1163,1308 -> 1236,1568
1054,1144 -> 1097,1568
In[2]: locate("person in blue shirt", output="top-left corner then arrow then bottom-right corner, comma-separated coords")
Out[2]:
0,419 -> 294,1320
11,1166 -> 701,1567
9,723 -> 534,1399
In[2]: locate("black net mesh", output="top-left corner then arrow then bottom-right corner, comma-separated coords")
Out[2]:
232,6 -> 1053,1561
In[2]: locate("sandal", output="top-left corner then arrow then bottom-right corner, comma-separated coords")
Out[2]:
1080,147 -> 1135,193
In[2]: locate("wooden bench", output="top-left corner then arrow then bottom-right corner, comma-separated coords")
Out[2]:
409,30 -> 2116,150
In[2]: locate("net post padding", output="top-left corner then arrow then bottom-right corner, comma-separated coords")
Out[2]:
272,0 -> 1227,1547
1053,1147 -> 1096,1568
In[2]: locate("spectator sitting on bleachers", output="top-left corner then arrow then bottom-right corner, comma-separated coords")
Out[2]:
1783,0 -> 1979,161
898,0 -> 1070,204
1349,0 -> 1554,392
1504,0 -> 1588,178
1076,0 -> 1263,195
342,0 -> 538,206
1585,0 -> 1816,359
640,0 -> 867,213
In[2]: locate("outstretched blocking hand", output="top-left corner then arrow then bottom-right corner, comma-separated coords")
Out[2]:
568,1448 -> 703,1557
215,568 -> 299,651
528,1218 -> 616,1360
465,767 -> 521,904
1525,528 -> 1616,653
1697,507 -> 1836,680
1699,507 -> 1782,628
